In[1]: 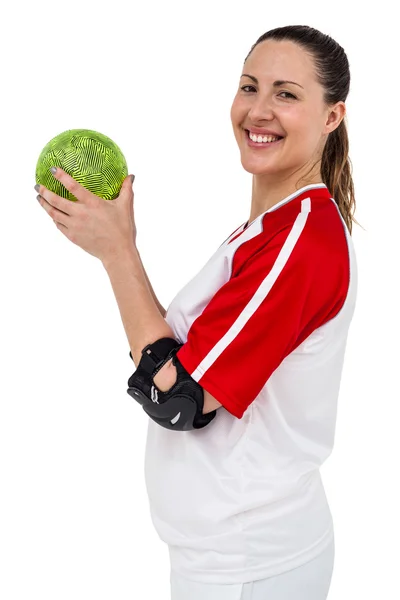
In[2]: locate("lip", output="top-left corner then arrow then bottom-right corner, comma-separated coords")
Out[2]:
246,127 -> 285,136
245,129 -> 285,149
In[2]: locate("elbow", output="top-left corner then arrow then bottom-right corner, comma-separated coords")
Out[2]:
202,389 -> 223,414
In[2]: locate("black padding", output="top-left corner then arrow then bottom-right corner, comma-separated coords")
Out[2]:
127,338 -> 217,431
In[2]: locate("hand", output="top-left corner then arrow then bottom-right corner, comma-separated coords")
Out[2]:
35,167 -> 137,263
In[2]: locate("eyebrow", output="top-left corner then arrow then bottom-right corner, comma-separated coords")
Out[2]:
240,74 -> 304,89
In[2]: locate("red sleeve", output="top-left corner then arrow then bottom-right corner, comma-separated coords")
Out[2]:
175,219 -> 349,419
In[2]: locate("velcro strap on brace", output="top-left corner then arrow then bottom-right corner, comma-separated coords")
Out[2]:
127,338 -> 217,431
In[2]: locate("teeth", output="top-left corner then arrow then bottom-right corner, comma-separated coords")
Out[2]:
249,132 -> 281,143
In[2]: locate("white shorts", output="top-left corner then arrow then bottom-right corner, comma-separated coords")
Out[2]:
170,537 -> 335,600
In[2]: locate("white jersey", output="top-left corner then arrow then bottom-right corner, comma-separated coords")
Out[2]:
143,183 -> 358,584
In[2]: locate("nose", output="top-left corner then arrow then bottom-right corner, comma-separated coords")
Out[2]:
247,95 -> 275,123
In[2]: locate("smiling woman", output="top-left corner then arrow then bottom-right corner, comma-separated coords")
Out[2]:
39,22 -> 360,600
130,24 -> 360,600
229,27 -> 361,234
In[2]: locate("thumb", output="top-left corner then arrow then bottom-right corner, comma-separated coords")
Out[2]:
120,174 -> 135,198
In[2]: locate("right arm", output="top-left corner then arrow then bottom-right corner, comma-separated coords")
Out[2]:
136,251 -> 222,414
137,250 -> 167,319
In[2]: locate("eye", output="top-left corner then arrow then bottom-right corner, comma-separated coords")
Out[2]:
279,91 -> 297,99
240,86 -> 296,99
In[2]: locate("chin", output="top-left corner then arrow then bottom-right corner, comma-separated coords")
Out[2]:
239,160 -> 282,176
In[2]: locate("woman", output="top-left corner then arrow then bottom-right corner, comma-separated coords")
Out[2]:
34,21 -> 359,600
152,24 -> 359,599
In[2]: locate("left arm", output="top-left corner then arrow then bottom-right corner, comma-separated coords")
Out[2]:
102,248 -> 222,415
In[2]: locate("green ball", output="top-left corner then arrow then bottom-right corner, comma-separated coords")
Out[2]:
35,129 -> 129,202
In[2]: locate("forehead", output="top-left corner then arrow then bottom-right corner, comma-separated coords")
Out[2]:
244,40 -> 315,84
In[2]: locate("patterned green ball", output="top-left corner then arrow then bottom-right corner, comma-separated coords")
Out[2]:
35,129 -> 128,202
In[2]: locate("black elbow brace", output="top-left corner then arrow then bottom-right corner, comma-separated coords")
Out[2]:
127,337 -> 217,431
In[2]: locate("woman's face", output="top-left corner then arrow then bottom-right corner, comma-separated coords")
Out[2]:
230,39 -> 340,177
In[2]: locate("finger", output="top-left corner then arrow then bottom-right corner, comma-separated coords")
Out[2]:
49,166 -> 95,204
37,194 -> 70,226
54,219 -> 68,230
35,184 -> 77,217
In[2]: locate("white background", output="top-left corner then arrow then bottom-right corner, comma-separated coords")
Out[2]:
1,1 -> 398,598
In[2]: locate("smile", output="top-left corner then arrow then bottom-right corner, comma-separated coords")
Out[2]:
245,129 -> 285,149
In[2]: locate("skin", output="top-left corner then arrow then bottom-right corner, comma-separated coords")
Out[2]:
230,39 -> 347,225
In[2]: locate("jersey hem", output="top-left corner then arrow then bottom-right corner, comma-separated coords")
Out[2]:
169,524 -> 334,585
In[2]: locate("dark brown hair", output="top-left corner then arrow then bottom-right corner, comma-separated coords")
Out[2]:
244,25 -> 363,235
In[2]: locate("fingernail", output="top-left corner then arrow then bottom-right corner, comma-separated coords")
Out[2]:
50,166 -> 57,174
131,174 -> 135,184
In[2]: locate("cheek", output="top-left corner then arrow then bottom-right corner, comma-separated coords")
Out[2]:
281,106 -> 304,129
230,97 -> 243,123
284,111 -> 317,146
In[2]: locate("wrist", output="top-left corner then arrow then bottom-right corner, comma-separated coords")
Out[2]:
102,245 -> 138,271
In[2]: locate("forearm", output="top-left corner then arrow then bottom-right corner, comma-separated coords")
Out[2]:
102,248 -> 176,369
136,249 -> 166,318
102,248 -> 221,416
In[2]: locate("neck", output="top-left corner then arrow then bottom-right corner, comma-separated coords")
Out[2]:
247,172 -> 324,226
